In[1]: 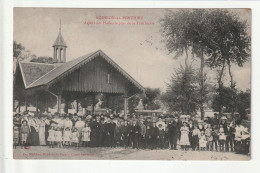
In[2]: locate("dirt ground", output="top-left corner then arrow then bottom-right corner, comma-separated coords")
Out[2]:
13,146 -> 250,160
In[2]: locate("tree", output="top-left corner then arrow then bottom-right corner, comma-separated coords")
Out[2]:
211,86 -> 236,114
205,9 -> 251,115
13,41 -> 25,61
142,87 -> 161,110
30,56 -> 54,64
236,89 -> 251,119
160,9 -> 250,119
160,9 -> 211,119
161,65 -> 199,115
128,95 -> 140,114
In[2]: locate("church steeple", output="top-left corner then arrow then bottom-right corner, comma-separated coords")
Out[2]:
53,20 -> 67,63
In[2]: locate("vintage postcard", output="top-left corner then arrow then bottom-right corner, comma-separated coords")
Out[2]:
13,8 -> 251,160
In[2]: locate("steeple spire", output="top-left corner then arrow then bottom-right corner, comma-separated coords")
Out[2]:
53,20 -> 67,63
59,19 -> 61,33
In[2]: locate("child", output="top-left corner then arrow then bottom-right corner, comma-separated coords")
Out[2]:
218,125 -> 226,151
13,126 -> 19,149
179,122 -> 190,150
71,128 -> 79,148
158,124 -> 165,149
20,120 -> 30,149
55,127 -> 63,148
212,127 -> 219,151
199,131 -> 207,151
63,127 -> 71,148
205,125 -> 213,151
191,125 -> 200,151
47,125 -> 55,148
81,123 -> 91,147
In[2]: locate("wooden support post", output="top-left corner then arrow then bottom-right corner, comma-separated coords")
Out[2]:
25,94 -> 28,112
124,95 -> 128,120
92,93 -> 95,115
44,95 -> 49,113
64,99 -> 68,113
76,99 -> 79,113
106,94 -> 110,109
36,96 -> 39,115
57,94 -> 62,113
18,101 -> 21,113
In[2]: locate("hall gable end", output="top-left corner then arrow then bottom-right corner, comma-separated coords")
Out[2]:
58,55 -> 134,94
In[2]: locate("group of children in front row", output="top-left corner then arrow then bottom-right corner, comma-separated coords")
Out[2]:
47,123 -> 91,148
14,120 -> 92,149
180,120 -> 250,153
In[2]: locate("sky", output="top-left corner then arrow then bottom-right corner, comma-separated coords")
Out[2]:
13,8 -> 251,92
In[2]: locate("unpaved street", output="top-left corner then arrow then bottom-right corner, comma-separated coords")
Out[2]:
14,146 -> 250,160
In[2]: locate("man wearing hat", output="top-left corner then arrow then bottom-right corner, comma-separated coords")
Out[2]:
220,116 -> 232,152
99,118 -> 106,147
168,118 -> 178,150
138,118 -> 146,149
130,119 -> 141,149
121,120 -> 130,148
104,117 -> 115,147
90,116 -> 101,147
14,113 -> 22,128
110,115 -> 116,147
150,120 -> 159,149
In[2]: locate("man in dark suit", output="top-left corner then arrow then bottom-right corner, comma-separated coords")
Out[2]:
90,116 -> 100,147
99,118 -> 106,147
168,118 -> 178,150
150,121 -> 159,149
130,120 -> 141,149
121,120 -> 130,148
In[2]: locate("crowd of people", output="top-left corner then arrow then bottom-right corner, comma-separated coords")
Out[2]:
13,111 -> 250,154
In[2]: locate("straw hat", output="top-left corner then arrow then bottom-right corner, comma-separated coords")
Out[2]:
220,116 -> 227,120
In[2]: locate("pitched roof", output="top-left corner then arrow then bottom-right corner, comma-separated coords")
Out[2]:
53,31 -> 67,47
19,62 -> 56,87
26,50 -> 145,92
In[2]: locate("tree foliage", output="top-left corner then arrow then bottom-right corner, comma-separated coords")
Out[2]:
160,9 -> 250,118
30,56 -> 54,64
142,87 -> 161,110
212,87 -> 250,118
161,65 -> 199,115
13,41 -> 25,60
13,41 -> 36,62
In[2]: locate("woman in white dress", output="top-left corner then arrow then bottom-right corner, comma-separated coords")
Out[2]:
71,128 -> 79,148
75,116 -> 85,144
179,122 -> 190,150
63,127 -> 72,147
38,116 -> 46,145
82,123 -> 91,147
55,127 -> 63,148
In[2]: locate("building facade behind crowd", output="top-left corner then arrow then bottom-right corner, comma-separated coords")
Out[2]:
13,111 -> 250,154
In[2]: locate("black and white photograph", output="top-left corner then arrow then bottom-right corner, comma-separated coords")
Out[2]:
12,8 -> 251,160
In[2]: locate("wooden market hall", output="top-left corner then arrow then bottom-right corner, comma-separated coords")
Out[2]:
13,27 -> 145,118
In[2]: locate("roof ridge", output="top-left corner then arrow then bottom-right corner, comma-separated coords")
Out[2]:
20,61 -> 56,66
27,50 -> 100,88
18,62 -> 28,88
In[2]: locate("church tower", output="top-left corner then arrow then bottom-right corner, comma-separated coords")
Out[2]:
53,21 -> 67,63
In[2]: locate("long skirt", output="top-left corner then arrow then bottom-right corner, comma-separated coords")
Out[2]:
180,133 -> 190,146
27,127 -> 39,146
39,126 -> 46,145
